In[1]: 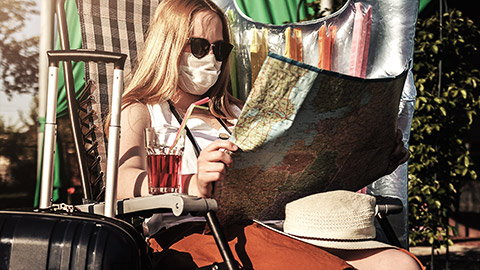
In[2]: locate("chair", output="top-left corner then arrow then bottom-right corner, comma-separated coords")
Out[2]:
36,0 -> 240,269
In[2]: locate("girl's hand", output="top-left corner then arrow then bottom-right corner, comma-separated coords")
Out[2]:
385,129 -> 410,175
190,140 -> 238,197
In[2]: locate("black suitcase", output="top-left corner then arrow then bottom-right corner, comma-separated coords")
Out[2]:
0,210 -> 152,270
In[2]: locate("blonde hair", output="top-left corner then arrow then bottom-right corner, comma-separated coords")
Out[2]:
121,0 -> 242,119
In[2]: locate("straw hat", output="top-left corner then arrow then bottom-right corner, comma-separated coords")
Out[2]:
255,190 -> 394,250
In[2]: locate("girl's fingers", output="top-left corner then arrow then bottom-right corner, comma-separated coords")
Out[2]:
203,139 -> 238,152
198,141 -> 236,167
195,140 -> 238,196
198,161 -> 226,174
198,171 -> 225,183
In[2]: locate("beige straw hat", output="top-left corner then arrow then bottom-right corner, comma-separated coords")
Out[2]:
255,190 -> 394,250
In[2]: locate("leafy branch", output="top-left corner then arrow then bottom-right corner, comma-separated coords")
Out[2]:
408,10 -> 480,248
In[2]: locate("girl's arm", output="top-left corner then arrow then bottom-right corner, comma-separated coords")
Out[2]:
117,103 -> 151,200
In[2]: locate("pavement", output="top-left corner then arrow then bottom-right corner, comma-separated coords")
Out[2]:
410,239 -> 480,270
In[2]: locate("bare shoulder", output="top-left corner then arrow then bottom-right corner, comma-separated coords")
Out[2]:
122,102 -> 150,132
124,102 -> 149,116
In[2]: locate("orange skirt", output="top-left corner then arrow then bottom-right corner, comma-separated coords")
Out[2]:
149,220 -> 355,269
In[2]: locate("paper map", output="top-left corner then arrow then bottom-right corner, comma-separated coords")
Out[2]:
214,53 -> 407,224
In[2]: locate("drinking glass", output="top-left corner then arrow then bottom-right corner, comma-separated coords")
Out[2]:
144,126 -> 185,194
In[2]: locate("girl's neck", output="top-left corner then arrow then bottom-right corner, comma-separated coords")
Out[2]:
170,88 -> 205,111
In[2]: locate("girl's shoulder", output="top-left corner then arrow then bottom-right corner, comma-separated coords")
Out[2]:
123,102 -> 150,118
121,102 -> 151,133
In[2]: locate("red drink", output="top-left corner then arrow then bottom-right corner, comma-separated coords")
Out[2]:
147,154 -> 182,194
145,126 -> 185,194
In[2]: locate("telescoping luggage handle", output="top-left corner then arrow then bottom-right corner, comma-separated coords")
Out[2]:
40,50 -> 127,218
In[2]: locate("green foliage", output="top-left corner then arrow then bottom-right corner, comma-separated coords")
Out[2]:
302,0 -> 348,22
0,97 -> 38,208
303,1 -> 334,21
0,0 -> 38,208
408,10 -> 480,247
0,0 -> 39,98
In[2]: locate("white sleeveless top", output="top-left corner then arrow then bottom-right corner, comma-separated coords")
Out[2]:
146,101 -> 241,175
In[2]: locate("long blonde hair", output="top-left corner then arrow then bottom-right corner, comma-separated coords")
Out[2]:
122,0 -> 242,119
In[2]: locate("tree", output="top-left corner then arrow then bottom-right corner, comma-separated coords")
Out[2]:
408,10 -> 480,247
0,96 -> 38,209
0,0 -> 39,98
0,0 -> 38,208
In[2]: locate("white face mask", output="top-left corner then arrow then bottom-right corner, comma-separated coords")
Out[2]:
178,52 -> 222,96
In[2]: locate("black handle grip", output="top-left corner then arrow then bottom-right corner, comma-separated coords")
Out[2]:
47,49 -> 127,70
375,195 -> 404,215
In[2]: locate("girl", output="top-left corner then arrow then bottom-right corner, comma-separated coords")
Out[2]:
117,0 -> 419,269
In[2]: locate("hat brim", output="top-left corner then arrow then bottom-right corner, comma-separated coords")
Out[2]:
253,220 -> 394,250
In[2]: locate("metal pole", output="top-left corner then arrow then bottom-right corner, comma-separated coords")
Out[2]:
37,0 -> 56,183
205,211 -> 239,270
104,68 -> 124,218
39,64 -> 59,209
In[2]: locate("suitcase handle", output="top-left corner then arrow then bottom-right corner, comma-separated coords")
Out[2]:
47,49 -> 127,70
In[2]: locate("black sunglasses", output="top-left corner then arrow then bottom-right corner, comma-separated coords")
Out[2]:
189,37 -> 233,61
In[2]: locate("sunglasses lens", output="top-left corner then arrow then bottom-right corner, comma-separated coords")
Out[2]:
190,38 -> 210,58
212,41 -> 233,61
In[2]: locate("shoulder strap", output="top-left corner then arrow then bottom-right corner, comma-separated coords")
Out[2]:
216,116 -> 232,135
